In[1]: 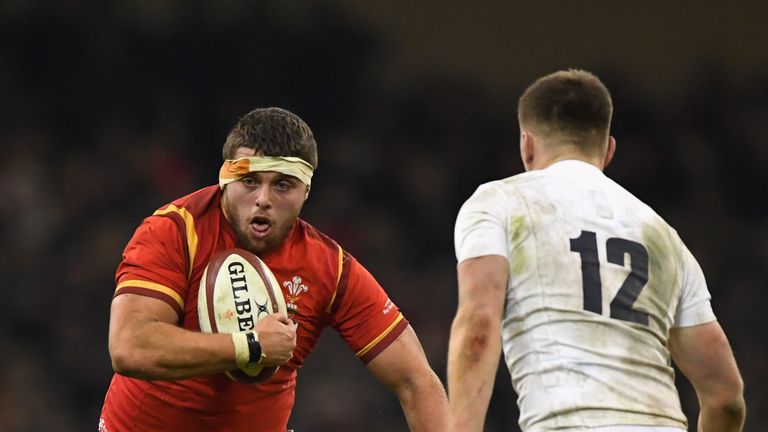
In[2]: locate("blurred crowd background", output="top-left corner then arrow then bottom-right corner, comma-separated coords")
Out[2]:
1,1 -> 766,431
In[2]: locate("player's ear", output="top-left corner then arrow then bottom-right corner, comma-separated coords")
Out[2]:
520,131 -> 535,171
602,136 -> 616,169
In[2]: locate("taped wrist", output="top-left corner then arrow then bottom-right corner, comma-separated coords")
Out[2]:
230,332 -> 250,369
232,332 -> 264,369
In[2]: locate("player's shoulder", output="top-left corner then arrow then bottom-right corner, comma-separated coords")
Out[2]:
602,177 -> 688,251
135,185 -> 222,242
610,179 -> 675,224
462,173 -> 530,209
475,170 -> 554,196
468,174 -> 513,195
156,184 -> 222,218
293,219 -> 343,256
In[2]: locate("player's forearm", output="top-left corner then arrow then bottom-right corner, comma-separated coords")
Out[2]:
446,308 -> 501,432
397,370 -> 449,432
698,395 -> 746,432
110,320 -> 237,380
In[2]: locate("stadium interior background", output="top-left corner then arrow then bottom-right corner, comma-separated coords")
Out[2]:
1,1 -> 766,430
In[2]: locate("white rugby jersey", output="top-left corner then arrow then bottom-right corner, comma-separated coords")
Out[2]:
454,160 -> 716,431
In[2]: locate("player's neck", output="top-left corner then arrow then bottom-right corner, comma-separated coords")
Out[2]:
527,152 -> 604,172
521,132 -> 612,172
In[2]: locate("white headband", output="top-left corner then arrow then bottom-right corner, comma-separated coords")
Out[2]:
219,156 -> 314,190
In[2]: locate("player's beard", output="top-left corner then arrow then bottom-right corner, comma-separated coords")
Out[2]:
223,201 -> 298,257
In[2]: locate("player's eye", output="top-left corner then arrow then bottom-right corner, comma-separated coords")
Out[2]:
275,180 -> 293,191
241,177 -> 258,187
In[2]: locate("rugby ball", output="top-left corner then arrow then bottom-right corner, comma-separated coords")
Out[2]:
198,248 -> 288,384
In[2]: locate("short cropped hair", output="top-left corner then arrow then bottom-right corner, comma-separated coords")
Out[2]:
518,69 -> 613,151
222,107 -> 318,169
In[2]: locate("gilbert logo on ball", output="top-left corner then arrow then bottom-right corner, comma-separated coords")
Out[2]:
198,248 -> 288,384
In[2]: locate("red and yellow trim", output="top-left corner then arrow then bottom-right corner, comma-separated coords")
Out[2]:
325,245 -> 345,313
153,204 -> 199,279
356,312 -> 407,363
114,279 -> 185,316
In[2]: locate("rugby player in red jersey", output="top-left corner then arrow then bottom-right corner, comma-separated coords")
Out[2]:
99,107 -> 448,432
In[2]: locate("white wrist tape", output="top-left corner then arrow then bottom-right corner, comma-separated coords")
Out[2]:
231,333 -> 251,369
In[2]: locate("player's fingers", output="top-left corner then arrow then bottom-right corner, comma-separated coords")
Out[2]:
272,313 -> 292,325
286,322 -> 297,341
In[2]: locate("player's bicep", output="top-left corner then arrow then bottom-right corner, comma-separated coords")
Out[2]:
456,255 -> 508,316
669,321 -> 742,399
109,294 -> 180,347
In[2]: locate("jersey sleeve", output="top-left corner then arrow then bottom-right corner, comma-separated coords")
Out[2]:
454,183 -> 510,263
114,214 -> 189,318
331,255 -> 408,364
673,242 -> 717,328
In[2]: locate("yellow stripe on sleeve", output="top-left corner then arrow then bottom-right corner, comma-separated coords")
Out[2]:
325,245 -> 344,313
115,279 -> 185,309
153,204 -> 199,279
355,313 -> 404,358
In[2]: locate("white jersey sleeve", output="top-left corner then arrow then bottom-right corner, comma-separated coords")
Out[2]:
674,241 -> 716,327
454,183 -> 512,263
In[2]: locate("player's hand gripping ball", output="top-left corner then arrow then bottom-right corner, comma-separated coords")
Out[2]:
198,248 -> 288,384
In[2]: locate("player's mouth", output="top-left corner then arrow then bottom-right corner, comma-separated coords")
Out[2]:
249,215 -> 272,238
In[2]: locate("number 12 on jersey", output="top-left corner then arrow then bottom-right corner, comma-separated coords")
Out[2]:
569,230 -> 650,326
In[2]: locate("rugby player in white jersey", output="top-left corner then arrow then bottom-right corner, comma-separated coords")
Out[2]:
447,69 -> 745,432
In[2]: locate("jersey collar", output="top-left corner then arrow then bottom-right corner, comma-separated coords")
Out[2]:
544,159 -> 605,179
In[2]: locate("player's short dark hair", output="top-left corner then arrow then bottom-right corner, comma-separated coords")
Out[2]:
222,107 -> 318,169
518,69 -> 612,151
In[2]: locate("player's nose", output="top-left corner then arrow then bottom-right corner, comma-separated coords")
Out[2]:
253,186 -> 272,209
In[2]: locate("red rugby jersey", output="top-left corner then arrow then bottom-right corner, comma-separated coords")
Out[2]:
100,185 -> 408,432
